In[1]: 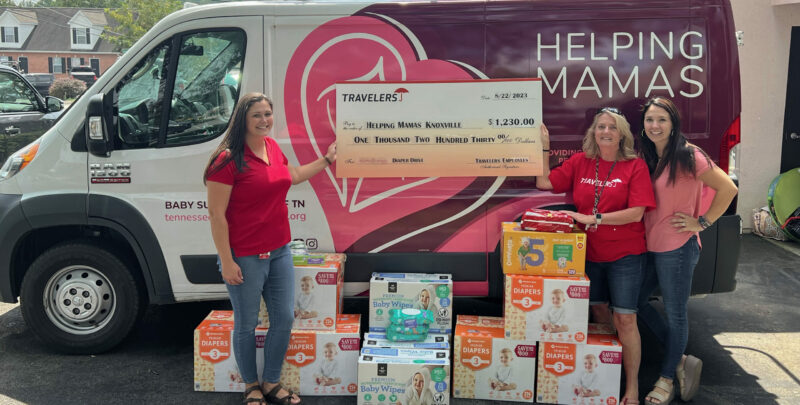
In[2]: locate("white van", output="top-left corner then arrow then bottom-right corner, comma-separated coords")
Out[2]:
0,0 -> 742,353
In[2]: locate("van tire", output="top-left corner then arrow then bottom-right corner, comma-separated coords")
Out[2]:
20,242 -> 142,354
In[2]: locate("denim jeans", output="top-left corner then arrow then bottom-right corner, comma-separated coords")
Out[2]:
638,235 -> 700,379
223,244 -> 294,384
585,253 -> 645,314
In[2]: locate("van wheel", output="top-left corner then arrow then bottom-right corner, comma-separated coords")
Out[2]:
20,242 -> 142,354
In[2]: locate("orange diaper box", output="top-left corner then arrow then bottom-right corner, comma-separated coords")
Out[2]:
503,274 -> 590,343
194,311 -> 360,395
260,253 -> 345,331
501,222 -> 587,276
453,316 -> 537,402
536,334 -> 623,405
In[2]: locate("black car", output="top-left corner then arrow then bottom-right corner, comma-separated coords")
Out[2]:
0,65 -> 64,161
69,65 -> 97,86
23,73 -> 55,97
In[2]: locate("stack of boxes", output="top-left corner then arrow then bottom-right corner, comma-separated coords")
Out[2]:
500,221 -> 623,405
358,273 -> 454,405
194,252 -> 362,397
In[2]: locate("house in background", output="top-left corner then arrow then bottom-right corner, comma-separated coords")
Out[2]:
0,7 -> 120,78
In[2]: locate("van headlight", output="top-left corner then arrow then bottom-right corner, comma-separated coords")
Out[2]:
0,140 -> 41,181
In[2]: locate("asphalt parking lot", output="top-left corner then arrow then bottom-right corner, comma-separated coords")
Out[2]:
0,234 -> 798,405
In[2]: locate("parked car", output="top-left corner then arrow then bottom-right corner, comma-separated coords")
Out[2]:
0,65 -> 64,161
23,73 -> 55,97
69,65 -> 97,86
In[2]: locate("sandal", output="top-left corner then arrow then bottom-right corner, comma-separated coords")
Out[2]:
676,354 -> 703,401
644,378 -> 675,405
243,385 -> 266,404
263,384 -> 301,405
622,398 -> 640,405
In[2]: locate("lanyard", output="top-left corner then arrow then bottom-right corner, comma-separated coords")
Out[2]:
592,157 -> 617,215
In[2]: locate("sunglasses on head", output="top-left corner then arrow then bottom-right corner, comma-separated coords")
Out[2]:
596,107 -> 621,115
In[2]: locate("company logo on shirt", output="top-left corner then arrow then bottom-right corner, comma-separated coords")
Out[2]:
579,177 -> 622,187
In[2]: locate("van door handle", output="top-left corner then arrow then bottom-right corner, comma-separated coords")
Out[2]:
791,132 -> 799,140
4,126 -> 20,135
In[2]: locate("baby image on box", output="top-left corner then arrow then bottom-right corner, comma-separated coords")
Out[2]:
313,342 -> 342,386
294,275 -> 318,319
572,353 -> 601,398
400,367 -> 435,405
413,286 -> 439,314
488,348 -> 518,392
539,288 -> 568,333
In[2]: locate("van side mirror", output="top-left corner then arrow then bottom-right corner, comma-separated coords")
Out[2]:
45,96 -> 63,112
86,93 -> 116,157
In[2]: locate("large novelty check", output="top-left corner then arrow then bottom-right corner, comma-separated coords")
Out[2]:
335,79 -> 543,178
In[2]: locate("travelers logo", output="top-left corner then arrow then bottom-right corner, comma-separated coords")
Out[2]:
340,87 -> 409,103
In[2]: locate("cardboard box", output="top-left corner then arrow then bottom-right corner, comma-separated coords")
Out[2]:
588,323 -> 617,336
362,332 -> 451,350
504,274 -> 589,343
501,222 -> 586,276
358,353 -> 451,405
280,314 -> 362,396
361,347 -> 450,360
260,253 -> 345,331
369,273 -> 453,334
536,334 -> 622,405
194,311 -> 361,396
456,315 -> 506,328
453,316 -> 537,402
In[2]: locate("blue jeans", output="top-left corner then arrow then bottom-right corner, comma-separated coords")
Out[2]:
585,253 -> 644,314
222,244 -> 294,384
638,235 -> 700,379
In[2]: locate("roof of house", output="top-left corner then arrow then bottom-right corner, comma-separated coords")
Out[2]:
0,7 -> 119,53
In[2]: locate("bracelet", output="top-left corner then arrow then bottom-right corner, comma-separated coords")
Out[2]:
698,215 -> 712,229
323,156 -> 332,165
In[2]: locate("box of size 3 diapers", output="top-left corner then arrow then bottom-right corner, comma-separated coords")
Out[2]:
193,310 -> 258,392
369,272 -> 453,334
501,222 -> 586,276
260,253 -> 345,331
358,352 -> 451,405
504,274 -> 589,343
453,315 -> 537,402
536,334 -> 623,405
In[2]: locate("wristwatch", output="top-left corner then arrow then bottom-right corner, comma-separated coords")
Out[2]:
595,213 -> 602,225
698,215 -> 712,229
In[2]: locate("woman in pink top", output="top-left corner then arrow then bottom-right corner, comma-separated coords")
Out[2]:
637,97 -> 738,405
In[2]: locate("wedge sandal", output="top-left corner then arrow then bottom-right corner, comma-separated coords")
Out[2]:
676,354 -> 703,401
644,378 -> 675,405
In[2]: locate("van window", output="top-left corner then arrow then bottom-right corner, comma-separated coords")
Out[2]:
166,30 -> 244,145
114,29 -> 244,149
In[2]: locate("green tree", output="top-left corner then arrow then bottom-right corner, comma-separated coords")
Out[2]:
0,0 -> 17,6
103,0 -> 182,52
32,0 -> 123,6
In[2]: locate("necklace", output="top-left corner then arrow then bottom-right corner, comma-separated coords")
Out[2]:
589,156 -> 617,231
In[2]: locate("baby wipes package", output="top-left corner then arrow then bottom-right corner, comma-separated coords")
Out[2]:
260,253 -> 345,331
279,314 -> 362,396
358,353 -> 451,405
362,332 -> 450,350
453,315 -> 537,402
369,273 -> 453,333
501,222 -> 586,276
504,274 -> 589,343
361,347 -> 450,360
536,334 -> 622,405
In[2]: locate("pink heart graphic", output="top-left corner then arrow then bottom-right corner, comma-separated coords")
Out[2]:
284,15 -> 479,252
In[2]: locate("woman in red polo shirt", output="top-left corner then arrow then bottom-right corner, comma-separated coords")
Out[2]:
204,93 -> 335,405
536,108 -> 656,405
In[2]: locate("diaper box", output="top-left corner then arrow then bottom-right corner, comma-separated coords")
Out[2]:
504,274 -> 589,343
194,311 -> 360,394
260,253 -> 345,331
279,313 -> 362,396
536,334 -> 623,405
194,310 -> 259,392
362,332 -> 451,350
369,273 -> 453,333
358,353 -> 451,405
501,222 -> 587,276
456,315 -> 506,328
453,316 -> 537,402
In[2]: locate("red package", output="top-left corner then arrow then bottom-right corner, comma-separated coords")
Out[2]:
520,209 -> 574,233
